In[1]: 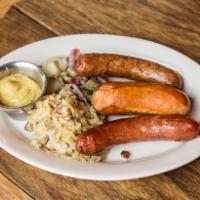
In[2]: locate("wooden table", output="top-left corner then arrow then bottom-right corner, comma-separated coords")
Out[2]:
0,0 -> 200,199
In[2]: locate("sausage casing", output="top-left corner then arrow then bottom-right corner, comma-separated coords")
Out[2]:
92,82 -> 190,115
74,54 -> 182,88
76,116 -> 199,155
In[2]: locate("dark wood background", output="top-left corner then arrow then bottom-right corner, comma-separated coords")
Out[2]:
0,0 -> 200,199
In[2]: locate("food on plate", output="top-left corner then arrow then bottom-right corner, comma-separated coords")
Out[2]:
45,77 -> 64,94
26,56 -> 105,162
76,116 -> 199,155
121,150 -> 130,159
41,49 -> 80,78
26,86 -> 104,162
74,53 -> 182,88
41,56 -> 69,77
41,55 -> 101,97
92,82 -> 190,115
20,51 -> 198,162
0,74 -> 41,107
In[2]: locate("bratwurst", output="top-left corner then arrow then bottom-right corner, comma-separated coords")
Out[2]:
74,53 -> 182,88
76,116 -> 199,155
92,82 -> 190,115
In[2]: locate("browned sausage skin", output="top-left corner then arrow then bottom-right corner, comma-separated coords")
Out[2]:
74,54 -> 183,88
76,116 -> 199,155
92,82 -> 190,115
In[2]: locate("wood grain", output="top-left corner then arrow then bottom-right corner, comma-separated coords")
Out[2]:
0,0 -> 200,200
166,160 -> 200,200
0,7 -> 55,57
15,0 -> 200,62
0,149 -> 195,200
0,0 -> 21,18
0,173 -> 32,200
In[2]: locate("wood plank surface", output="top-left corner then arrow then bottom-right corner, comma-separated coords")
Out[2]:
15,0 -> 200,62
0,0 -> 200,200
0,149 -> 195,200
0,173 -> 33,200
0,7 -> 55,57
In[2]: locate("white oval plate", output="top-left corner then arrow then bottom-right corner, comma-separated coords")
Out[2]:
0,34 -> 200,180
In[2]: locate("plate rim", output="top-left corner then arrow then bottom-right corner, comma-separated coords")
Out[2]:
0,34 -> 200,180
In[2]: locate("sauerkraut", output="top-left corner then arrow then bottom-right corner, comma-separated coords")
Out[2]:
25,56 -> 105,162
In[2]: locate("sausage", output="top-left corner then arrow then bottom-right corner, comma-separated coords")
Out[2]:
92,82 -> 190,115
76,116 -> 199,155
74,54 -> 182,88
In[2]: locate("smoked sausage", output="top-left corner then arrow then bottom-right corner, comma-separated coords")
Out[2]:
74,53 -> 182,88
76,116 -> 199,155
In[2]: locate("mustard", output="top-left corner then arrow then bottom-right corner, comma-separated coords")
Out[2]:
0,74 -> 41,107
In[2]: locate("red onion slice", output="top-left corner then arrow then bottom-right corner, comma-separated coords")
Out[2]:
68,48 -> 80,68
71,83 -> 88,104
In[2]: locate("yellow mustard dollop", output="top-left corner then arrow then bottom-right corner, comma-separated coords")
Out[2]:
0,74 -> 41,107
